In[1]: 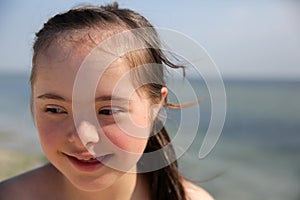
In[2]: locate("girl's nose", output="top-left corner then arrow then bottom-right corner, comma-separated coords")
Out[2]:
75,120 -> 100,146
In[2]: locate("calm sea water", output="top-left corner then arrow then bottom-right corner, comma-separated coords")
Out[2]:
0,73 -> 299,200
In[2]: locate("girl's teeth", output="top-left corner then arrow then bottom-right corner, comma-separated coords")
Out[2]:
74,155 -> 110,162
77,157 -> 95,161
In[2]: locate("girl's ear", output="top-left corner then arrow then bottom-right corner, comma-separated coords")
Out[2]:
160,86 -> 168,101
150,87 -> 168,120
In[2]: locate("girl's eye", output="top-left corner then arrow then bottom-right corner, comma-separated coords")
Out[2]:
98,108 -> 122,116
45,106 -> 67,114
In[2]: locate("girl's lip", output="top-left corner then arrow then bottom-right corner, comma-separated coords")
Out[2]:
64,153 -> 113,172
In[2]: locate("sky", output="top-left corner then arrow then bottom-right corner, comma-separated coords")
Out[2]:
0,0 -> 299,79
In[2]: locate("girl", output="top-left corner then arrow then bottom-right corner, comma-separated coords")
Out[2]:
0,2 -> 213,200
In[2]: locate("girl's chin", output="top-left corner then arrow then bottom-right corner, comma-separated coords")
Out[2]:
67,172 -> 123,192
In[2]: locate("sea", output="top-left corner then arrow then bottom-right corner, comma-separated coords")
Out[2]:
0,73 -> 299,200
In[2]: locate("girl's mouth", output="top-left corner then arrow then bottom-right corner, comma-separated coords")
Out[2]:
65,153 -> 113,172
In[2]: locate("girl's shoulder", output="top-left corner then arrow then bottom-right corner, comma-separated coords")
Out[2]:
0,163 -> 59,200
183,180 -> 214,200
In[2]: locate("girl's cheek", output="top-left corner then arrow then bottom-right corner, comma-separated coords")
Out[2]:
36,115 -> 69,142
102,125 -> 148,154
36,121 -> 59,155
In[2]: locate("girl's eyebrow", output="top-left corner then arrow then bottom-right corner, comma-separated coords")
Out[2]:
95,95 -> 132,103
37,93 -> 68,101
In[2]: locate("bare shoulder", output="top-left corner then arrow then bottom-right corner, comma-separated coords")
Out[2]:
183,180 -> 214,200
0,163 -> 59,200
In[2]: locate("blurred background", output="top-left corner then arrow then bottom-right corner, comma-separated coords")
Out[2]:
0,0 -> 299,199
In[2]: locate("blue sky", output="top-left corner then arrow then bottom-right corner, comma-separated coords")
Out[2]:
0,0 -> 299,79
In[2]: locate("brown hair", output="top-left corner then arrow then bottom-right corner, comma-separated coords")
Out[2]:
31,2 -> 188,200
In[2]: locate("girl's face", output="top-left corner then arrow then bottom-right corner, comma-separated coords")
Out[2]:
33,35 -> 154,191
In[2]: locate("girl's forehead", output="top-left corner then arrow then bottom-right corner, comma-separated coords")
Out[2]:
37,43 -> 127,72
34,32 -> 132,86
33,28 -> 147,99
33,57 -> 134,102
36,50 -> 130,80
